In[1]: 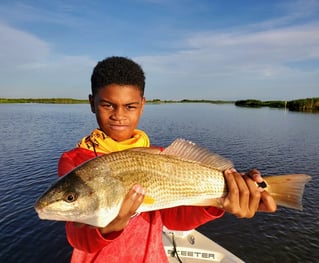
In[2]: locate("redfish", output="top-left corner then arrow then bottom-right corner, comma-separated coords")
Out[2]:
34,139 -> 311,227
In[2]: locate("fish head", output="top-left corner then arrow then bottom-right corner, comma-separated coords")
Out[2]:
34,170 -> 126,227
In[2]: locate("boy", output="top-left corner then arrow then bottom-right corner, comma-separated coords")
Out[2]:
58,56 -> 276,262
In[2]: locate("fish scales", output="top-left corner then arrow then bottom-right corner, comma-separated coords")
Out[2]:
81,150 -> 227,210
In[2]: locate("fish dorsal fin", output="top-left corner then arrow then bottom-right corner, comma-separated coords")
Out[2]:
162,138 -> 234,171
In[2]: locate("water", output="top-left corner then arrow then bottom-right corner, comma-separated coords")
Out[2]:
0,103 -> 318,263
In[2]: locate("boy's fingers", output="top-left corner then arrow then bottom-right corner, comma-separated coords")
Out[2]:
119,184 -> 145,217
129,184 -> 145,212
223,169 -> 241,214
232,171 -> 250,211
245,175 -> 261,216
246,169 -> 264,183
223,169 -> 261,218
258,191 -> 277,212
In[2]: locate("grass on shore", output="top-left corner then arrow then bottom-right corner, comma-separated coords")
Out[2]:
1,97 -> 318,112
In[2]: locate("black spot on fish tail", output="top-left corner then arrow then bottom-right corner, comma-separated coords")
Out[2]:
257,181 -> 267,188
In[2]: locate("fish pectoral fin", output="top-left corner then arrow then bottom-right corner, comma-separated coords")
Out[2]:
143,195 -> 155,205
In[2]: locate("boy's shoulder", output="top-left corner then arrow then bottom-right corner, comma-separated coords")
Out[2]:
62,147 -> 97,158
58,147 -> 98,177
60,145 -> 164,163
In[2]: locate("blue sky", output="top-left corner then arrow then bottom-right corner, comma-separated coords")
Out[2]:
0,0 -> 318,100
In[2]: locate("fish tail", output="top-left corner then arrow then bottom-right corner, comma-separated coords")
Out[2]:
264,174 -> 311,210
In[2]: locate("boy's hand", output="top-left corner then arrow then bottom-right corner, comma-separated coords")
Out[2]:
221,168 -> 277,218
99,184 -> 145,235
73,184 -> 145,235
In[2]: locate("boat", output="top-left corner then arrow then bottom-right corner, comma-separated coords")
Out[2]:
163,228 -> 244,263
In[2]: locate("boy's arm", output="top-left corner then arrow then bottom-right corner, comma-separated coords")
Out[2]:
161,206 -> 224,231
65,222 -> 121,253
57,149 -> 97,177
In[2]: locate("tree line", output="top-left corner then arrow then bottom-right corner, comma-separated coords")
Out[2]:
1,97 -> 318,112
235,98 -> 319,112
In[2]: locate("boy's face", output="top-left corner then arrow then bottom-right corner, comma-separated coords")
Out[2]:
89,84 -> 145,142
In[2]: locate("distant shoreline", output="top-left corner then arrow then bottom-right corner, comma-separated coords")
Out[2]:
0,98 -> 234,104
235,98 -> 319,113
0,97 -> 318,112
0,98 -> 89,104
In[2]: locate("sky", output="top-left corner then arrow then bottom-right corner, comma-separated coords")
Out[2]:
0,0 -> 318,100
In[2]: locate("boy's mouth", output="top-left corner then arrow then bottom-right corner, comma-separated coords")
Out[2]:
109,124 -> 129,131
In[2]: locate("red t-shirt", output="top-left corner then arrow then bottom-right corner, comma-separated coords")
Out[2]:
58,147 -> 224,263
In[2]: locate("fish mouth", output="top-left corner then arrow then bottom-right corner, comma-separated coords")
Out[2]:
34,199 -> 47,212
34,205 -> 81,222
36,210 -> 73,222
34,198 -> 79,220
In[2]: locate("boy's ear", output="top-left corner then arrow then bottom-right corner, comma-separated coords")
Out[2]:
141,97 -> 146,113
89,94 -> 96,113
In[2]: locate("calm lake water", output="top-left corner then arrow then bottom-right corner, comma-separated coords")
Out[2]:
0,103 -> 318,263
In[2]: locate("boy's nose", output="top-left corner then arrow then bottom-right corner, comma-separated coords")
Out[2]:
111,107 -> 125,120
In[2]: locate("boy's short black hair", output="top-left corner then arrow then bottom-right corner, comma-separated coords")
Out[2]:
91,56 -> 145,96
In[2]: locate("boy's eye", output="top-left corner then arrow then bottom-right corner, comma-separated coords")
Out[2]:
102,103 -> 113,109
126,105 -> 137,110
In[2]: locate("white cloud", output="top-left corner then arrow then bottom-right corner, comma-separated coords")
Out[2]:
181,22 -> 319,70
136,0 -> 319,100
0,23 -> 50,69
137,20 -> 319,100
0,22 -> 95,98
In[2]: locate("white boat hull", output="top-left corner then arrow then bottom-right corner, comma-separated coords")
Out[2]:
163,228 -> 244,263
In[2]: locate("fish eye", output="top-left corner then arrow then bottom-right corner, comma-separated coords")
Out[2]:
64,192 -> 78,203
